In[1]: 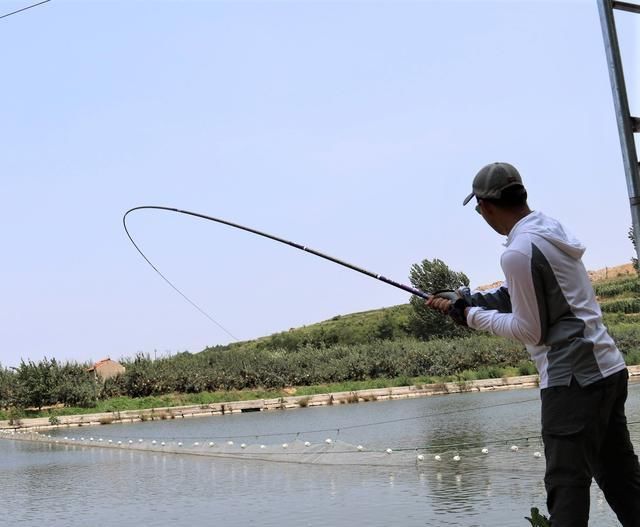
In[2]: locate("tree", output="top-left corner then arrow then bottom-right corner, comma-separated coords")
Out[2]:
375,311 -> 397,340
0,363 -> 16,409
630,226 -> 639,273
14,358 -> 57,410
408,258 -> 470,339
53,362 -> 98,408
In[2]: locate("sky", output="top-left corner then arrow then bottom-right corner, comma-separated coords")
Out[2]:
1,0 -> 639,368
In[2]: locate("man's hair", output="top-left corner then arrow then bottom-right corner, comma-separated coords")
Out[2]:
482,185 -> 528,209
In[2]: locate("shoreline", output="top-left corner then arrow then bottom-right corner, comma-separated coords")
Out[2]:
3,365 -> 640,431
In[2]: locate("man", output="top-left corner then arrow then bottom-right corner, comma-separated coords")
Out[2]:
427,162 -> 640,526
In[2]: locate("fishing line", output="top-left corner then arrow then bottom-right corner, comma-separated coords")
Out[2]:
123,206 -> 430,337
123,207 -> 238,340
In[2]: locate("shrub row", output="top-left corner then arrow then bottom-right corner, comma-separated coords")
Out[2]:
4,322 -> 639,413
593,277 -> 640,298
601,298 -> 640,314
1,336 -> 528,409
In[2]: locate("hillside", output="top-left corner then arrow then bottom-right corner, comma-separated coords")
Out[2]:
3,265 -> 637,420
207,263 -> 638,356
588,263 -> 636,282
476,263 -> 636,292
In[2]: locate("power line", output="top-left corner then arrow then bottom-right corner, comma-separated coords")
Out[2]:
0,0 -> 50,21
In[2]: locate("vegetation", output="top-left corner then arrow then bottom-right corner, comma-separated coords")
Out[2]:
594,275 -> 640,298
239,304 -> 414,353
0,367 -> 536,421
525,507 -> 550,526
0,260 -> 637,423
630,226 -> 639,273
408,258 -> 470,339
601,298 -> 640,314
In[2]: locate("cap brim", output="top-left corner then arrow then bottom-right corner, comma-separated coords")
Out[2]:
462,192 -> 475,206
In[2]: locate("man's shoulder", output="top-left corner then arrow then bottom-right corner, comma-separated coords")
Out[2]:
504,229 -> 537,255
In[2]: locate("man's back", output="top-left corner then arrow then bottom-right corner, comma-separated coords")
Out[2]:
500,210 -> 626,388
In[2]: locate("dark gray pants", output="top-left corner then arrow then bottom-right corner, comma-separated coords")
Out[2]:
541,369 -> 640,526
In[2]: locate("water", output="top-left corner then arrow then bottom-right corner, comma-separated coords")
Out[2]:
2,382 -> 639,527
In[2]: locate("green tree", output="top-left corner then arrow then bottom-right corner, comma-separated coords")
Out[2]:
408,258 -> 470,339
630,225 -> 639,273
14,358 -> 57,410
53,362 -> 98,408
375,311 -> 396,340
0,363 -> 16,409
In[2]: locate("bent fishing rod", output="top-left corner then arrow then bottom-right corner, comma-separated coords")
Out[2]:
123,206 -> 435,338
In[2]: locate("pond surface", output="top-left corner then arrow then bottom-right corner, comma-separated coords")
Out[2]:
2,382 -> 639,527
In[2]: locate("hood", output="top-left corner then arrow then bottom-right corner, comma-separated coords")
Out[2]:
506,211 -> 586,259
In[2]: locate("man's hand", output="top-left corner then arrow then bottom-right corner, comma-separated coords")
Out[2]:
426,295 -> 454,315
426,290 -> 470,326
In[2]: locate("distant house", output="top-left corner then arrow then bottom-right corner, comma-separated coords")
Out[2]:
88,358 -> 125,381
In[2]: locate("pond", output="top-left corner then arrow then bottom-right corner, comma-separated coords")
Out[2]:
2,381 -> 639,526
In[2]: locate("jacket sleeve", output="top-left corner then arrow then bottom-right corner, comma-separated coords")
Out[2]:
465,249 -> 542,345
468,286 -> 512,313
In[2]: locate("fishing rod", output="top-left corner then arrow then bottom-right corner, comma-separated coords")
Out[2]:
123,206 -> 432,335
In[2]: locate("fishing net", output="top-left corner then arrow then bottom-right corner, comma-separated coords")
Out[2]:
1,428 -> 546,469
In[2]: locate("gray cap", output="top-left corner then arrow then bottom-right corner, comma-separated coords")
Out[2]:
463,162 -> 524,206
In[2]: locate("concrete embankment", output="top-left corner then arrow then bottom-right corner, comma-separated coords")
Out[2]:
3,365 -> 640,431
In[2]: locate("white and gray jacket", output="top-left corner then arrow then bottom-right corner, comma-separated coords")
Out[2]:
466,211 -> 626,389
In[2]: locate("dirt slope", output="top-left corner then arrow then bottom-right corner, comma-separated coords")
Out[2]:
477,263 -> 636,291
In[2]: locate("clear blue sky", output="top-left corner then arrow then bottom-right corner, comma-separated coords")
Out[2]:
1,0 -> 638,368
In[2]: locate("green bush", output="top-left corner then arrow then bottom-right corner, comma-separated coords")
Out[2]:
594,277 -> 640,298
609,323 -> 640,355
624,349 -> 640,366
517,361 -> 538,376
525,507 -> 550,526
601,298 -> 640,314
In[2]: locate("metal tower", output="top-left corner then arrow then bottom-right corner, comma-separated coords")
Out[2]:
598,0 -> 640,263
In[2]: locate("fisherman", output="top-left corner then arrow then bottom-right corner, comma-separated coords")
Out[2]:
427,162 -> 640,526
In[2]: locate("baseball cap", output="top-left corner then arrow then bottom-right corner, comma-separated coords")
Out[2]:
463,162 -> 524,206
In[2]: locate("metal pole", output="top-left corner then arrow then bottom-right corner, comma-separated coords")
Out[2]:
597,0 -> 640,265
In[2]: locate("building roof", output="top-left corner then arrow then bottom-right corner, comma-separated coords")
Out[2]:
88,358 -> 124,372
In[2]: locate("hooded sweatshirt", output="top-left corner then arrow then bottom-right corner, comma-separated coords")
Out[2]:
466,210 -> 626,389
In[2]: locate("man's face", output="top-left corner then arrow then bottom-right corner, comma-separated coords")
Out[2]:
476,199 -> 506,235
